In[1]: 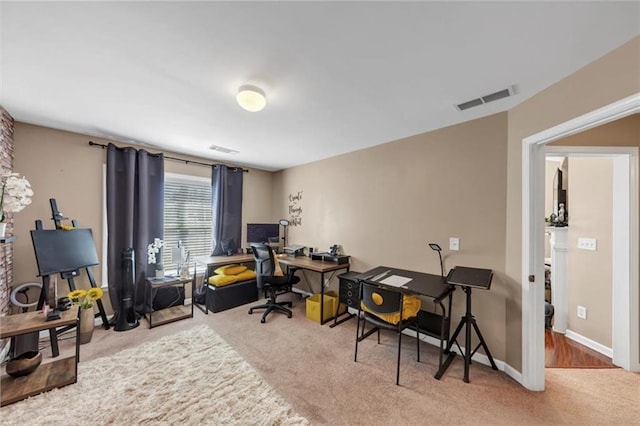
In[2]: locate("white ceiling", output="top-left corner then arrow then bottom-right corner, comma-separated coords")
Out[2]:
1,2 -> 638,171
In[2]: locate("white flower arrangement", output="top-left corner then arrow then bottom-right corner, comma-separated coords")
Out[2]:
1,172 -> 33,223
147,238 -> 164,270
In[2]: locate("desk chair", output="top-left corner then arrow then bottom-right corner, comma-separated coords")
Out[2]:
354,282 -> 421,385
249,243 -> 300,323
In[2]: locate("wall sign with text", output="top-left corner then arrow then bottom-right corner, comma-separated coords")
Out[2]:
288,191 -> 303,226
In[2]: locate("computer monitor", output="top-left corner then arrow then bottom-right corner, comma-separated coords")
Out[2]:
246,223 -> 280,245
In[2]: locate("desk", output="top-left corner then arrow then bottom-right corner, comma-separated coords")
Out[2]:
277,255 -> 350,325
194,253 -> 255,270
357,266 -> 455,378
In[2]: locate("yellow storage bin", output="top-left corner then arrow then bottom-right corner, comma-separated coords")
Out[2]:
306,294 -> 336,324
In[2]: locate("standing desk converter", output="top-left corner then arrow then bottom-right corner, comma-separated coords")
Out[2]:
356,266 -> 455,378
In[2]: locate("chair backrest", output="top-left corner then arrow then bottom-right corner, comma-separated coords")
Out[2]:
360,282 -> 403,315
250,243 -> 275,289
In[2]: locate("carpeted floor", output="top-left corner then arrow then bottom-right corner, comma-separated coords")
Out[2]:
0,325 -> 309,425
3,295 -> 639,425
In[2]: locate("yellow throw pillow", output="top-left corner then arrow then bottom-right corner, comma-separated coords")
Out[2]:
361,294 -> 422,325
208,274 -> 239,287
235,269 -> 257,281
213,264 -> 248,276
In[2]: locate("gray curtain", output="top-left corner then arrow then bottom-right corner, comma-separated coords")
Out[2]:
106,143 -> 164,315
211,165 -> 243,255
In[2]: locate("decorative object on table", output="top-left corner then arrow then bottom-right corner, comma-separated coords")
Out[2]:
0,172 -> 33,237
180,251 -> 191,279
147,237 -> 164,278
6,350 -> 43,377
67,287 -> 104,344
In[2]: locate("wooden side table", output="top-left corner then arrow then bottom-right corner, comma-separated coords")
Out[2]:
144,276 -> 194,328
0,307 -> 80,406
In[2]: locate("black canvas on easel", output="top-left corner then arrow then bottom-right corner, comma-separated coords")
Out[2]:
29,198 -> 110,357
436,266 -> 498,383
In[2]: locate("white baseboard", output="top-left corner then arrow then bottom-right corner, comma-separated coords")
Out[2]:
565,329 -> 613,358
503,363 -> 523,385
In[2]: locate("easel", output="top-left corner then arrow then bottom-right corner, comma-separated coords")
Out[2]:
437,266 -> 498,383
36,199 -> 110,357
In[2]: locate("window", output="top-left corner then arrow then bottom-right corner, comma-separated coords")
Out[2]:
163,173 -> 212,271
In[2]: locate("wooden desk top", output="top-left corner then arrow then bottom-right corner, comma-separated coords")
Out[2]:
0,307 -> 78,339
277,255 -> 350,273
194,253 -> 255,268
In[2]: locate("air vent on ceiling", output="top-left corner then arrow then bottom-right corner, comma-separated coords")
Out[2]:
455,85 -> 517,111
209,144 -> 239,155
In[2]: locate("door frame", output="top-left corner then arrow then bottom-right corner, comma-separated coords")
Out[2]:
521,93 -> 640,390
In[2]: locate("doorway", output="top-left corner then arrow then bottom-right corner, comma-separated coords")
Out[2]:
521,93 -> 640,391
543,153 -> 619,369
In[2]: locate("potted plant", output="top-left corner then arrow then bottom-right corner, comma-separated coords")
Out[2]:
148,237 -> 164,278
0,172 -> 33,237
67,287 -> 104,344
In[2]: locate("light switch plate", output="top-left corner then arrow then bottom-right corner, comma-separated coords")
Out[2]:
578,237 -> 597,251
577,305 -> 587,319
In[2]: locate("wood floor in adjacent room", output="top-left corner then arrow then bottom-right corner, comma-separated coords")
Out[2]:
545,328 -> 615,368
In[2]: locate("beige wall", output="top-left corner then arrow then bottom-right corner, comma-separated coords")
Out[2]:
12,123 -> 275,314
7,34 -> 639,375
506,36 -> 640,370
566,157 -> 613,347
275,113 -> 509,360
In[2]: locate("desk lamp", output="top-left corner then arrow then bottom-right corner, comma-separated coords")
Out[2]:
428,243 -> 444,277
279,219 -> 290,250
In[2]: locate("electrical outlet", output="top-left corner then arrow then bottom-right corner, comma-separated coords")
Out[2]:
577,305 -> 587,319
578,237 -> 597,251
449,237 -> 460,251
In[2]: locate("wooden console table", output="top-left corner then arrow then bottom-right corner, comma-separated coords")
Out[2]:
1,307 -> 80,406
144,276 -> 194,328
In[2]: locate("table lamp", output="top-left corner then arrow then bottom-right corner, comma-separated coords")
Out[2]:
428,242 -> 444,277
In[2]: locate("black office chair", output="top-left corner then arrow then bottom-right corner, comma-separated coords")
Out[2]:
354,281 -> 421,385
248,243 -> 301,323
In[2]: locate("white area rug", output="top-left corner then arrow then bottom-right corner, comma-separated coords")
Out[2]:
1,325 -> 309,425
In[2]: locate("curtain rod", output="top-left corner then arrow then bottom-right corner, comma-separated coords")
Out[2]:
88,141 -> 249,172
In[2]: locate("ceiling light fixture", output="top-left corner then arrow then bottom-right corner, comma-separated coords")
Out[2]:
236,85 -> 266,112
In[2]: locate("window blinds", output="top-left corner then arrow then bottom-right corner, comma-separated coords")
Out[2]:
163,175 -> 212,271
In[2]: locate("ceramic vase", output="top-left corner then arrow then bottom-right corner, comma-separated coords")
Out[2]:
79,308 -> 94,344
155,269 -> 164,279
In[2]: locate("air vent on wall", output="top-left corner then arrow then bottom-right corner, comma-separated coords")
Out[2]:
455,85 -> 517,111
209,144 -> 239,154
